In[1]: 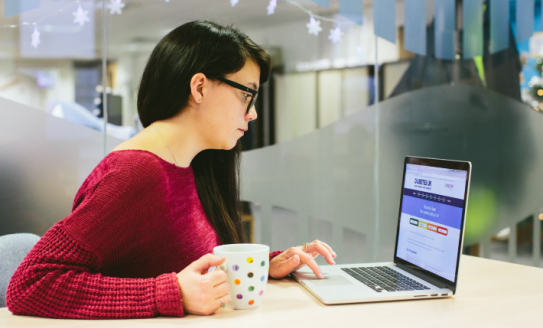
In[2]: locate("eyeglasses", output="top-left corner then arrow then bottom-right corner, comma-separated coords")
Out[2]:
217,77 -> 258,114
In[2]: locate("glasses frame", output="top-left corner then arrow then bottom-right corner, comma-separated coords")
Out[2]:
217,77 -> 258,114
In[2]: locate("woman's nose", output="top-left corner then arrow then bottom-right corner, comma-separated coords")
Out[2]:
246,105 -> 257,121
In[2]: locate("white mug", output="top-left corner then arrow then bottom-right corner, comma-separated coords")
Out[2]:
211,244 -> 270,310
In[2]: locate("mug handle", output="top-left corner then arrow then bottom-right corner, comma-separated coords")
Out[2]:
208,263 -> 228,273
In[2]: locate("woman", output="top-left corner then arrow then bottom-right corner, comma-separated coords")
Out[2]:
6,20 -> 337,319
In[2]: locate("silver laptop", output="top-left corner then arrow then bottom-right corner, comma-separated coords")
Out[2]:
292,156 -> 472,304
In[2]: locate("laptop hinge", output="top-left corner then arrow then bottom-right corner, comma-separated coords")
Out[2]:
395,263 -> 448,289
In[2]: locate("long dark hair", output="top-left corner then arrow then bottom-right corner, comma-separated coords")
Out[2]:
137,21 -> 271,244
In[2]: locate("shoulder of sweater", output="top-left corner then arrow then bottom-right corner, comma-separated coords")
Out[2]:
74,150 -> 168,209
107,149 -> 167,171
87,150 -> 168,185
102,150 -> 168,186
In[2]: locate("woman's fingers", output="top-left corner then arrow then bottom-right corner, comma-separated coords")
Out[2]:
222,292 -> 232,304
269,240 -> 337,279
213,280 -> 230,298
289,247 -> 324,278
207,269 -> 228,286
191,254 -> 225,273
319,240 -> 337,258
215,292 -> 231,312
307,240 -> 337,257
308,242 -> 335,265
270,253 -> 300,279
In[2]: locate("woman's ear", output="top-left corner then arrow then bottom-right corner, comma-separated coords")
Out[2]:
190,73 -> 206,104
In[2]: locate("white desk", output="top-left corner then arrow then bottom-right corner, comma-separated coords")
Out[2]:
1,255 -> 542,327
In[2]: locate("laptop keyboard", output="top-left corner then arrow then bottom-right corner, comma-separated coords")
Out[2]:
341,266 -> 431,292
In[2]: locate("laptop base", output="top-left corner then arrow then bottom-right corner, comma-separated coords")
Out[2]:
292,263 -> 453,305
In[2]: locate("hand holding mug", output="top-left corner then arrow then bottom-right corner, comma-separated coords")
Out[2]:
176,254 -> 231,315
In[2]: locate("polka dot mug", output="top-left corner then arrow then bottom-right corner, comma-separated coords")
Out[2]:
211,244 -> 270,310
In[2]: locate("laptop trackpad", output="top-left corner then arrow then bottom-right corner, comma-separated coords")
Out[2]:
306,275 -> 354,286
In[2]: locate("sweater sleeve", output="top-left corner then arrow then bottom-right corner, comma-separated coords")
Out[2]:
6,156 -> 183,319
269,250 -> 283,261
6,223 -> 182,319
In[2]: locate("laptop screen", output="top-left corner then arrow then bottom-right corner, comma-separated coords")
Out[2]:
395,163 -> 468,283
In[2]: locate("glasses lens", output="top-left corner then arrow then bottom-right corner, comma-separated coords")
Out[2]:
247,94 -> 258,113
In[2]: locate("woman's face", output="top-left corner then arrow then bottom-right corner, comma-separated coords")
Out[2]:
197,60 -> 260,150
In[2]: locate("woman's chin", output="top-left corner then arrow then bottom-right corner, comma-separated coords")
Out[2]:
216,140 -> 238,151
227,142 -> 238,150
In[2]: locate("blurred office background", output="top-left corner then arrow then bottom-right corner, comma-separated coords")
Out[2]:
0,0 -> 542,268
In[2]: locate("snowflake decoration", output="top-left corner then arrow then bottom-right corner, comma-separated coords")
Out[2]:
73,5 -> 90,26
31,26 -> 40,49
231,0 -> 238,7
267,0 -> 277,15
107,0 -> 125,15
328,27 -> 343,44
306,17 -> 322,36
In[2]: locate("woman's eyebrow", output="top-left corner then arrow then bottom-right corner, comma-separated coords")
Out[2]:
248,82 -> 258,91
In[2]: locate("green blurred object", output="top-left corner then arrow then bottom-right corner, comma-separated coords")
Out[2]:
464,187 -> 498,245
473,56 -> 486,87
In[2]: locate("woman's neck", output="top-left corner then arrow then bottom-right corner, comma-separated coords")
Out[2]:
112,111 -> 206,168
151,114 -> 204,168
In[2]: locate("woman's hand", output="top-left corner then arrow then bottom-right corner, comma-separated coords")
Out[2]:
268,240 -> 337,279
176,254 -> 231,315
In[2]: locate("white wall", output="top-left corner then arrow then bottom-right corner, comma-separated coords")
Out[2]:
275,72 -> 317,143
318,70 -> 342,128
275,66 -> 374,143
342,67 -> 371,116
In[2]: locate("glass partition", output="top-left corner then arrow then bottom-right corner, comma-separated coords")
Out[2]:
0,0 -> 125,236
0,0 -> 135,141
0,0 -> 541,269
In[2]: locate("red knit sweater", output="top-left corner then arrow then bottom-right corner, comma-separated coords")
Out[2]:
6,149 -> 283,319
